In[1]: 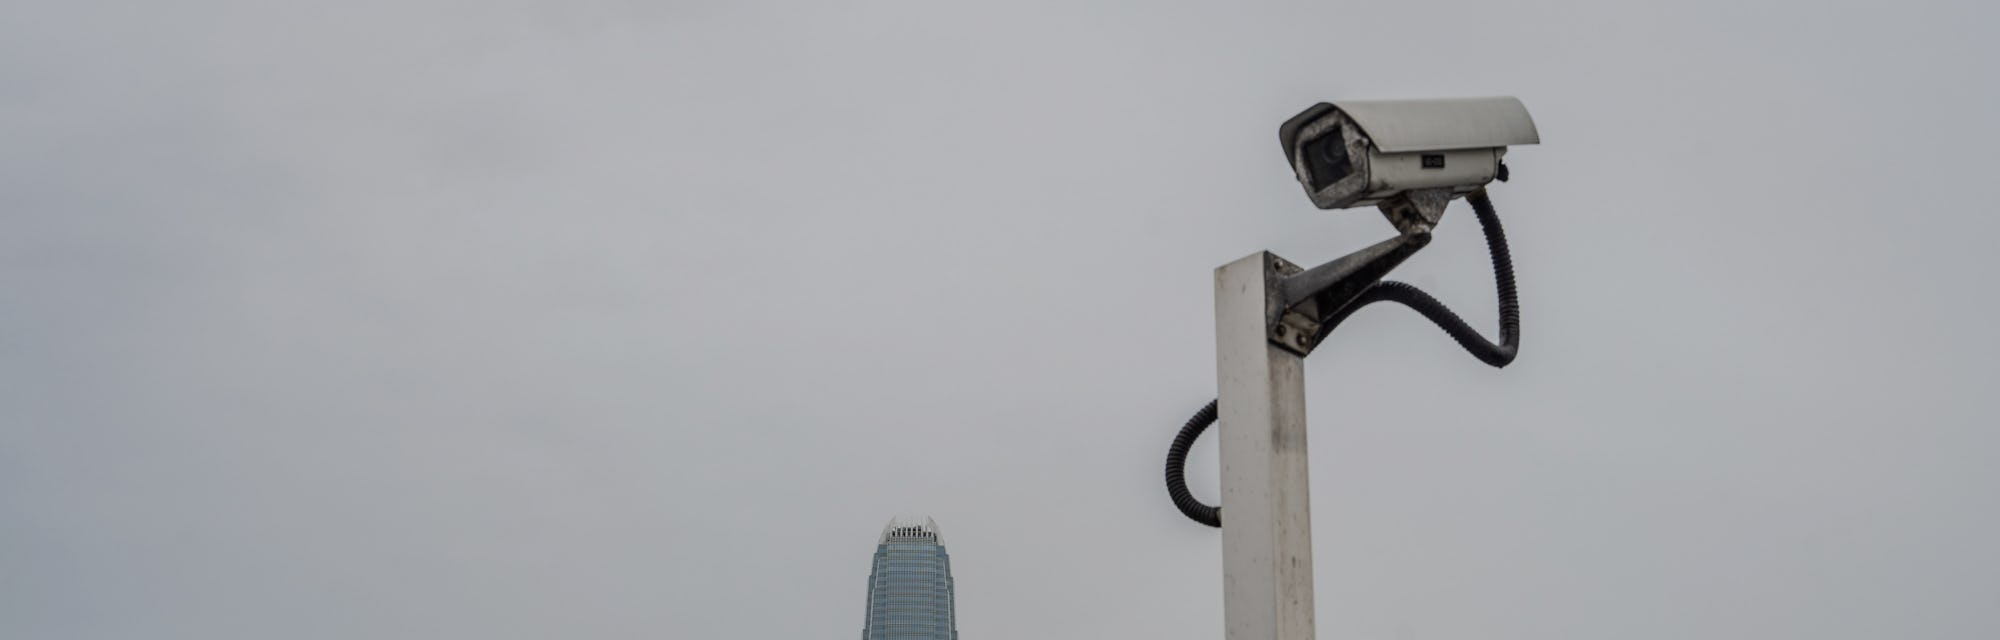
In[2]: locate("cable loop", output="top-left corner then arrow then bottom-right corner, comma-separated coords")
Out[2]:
1163,190 -> 1520,527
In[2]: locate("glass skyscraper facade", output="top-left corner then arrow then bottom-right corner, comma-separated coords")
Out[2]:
861,517 -> 958,640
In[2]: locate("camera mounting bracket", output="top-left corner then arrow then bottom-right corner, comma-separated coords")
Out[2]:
1263,228 -> 1432,357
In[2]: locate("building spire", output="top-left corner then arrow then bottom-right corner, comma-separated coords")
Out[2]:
877,515 -> 943,545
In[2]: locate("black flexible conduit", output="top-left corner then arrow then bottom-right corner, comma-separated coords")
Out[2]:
1165,399 -> 1222,527
1164,190 -> 1519,528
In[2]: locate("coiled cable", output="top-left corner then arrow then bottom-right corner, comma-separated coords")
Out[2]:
1164,190 -> 1519,528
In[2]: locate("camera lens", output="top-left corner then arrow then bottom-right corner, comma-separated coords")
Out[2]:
1302,127 -> 1352,190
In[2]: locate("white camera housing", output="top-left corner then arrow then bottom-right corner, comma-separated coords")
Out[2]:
1280,97 -> 1539,214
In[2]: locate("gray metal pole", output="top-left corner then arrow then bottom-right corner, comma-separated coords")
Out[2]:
1214,252 -> 1316,640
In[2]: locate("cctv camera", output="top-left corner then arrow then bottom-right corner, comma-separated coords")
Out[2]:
1280,97 -> 1538,232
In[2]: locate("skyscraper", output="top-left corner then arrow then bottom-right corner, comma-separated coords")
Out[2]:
860,517 -> 958,640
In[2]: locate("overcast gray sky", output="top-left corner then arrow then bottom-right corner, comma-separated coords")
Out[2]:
5,1 -> 1999,638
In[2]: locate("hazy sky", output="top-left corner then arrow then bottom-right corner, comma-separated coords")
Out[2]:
5,1 -> 1998,639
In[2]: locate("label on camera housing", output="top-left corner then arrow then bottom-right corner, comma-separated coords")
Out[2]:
1367,148 -> 1498,194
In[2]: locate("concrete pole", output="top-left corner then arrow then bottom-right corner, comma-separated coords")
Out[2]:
1214,252 -> 1316,640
